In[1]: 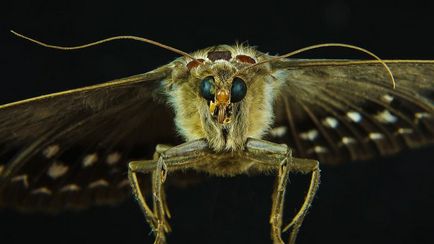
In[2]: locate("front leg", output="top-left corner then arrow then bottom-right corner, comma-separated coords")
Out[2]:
128,139 -> 210,244
284,158 -> 320,244
245,138 -> 320,244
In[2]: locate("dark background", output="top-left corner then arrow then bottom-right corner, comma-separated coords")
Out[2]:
1,0 -> 434,244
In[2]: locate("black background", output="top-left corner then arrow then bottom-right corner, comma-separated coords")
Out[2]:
1,1 -> 434,244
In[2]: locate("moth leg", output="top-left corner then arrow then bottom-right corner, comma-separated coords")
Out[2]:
283,158 -> 320,244
245,138 -> 291,244
149,157 -> 165,243
129,143 -> 173,237
128,139 -> 209,244
244,138 -> 320,244
153,144 -> 172,160
152,144 -> 172,231
128,163 -> 159,233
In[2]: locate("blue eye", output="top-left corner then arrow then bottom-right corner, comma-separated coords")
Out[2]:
231,77 -> 247,103
199,76 -> 215,101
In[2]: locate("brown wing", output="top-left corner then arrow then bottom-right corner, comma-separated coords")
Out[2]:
0,64 -> 181,212
268,60 -> 434,164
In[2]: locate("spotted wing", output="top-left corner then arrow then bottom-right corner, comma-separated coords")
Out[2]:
268,60 -> 434,164
0,65 -> 180,212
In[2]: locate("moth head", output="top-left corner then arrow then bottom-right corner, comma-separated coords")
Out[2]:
167,45 -> 279,151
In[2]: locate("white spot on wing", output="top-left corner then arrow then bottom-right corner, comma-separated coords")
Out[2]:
82,153 -> 98,168
60,184 -> 81,192
88,179 -> 109,188
396,128 -> 413,134
322,117 -> 339,128
11,174 -> 29,188
106,152 -> 121,165
308,146 -> 328,154
31,187 -> 52,195
415,112 -> 431,119
375,110 -> 398,123
300,129 -> 319,141
369,132 -> 384,140
341,136 -> 356,145
47,162 -> 69,179
43,144 -> 60,158
347,111 -> 362,123
269,126 -> 287,138
381,94 -> 394,103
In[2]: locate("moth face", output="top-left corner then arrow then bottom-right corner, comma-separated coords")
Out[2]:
197,72 -> 247,125
166,45 -> 281,151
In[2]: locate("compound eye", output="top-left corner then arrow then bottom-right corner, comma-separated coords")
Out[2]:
230,77 -> 247,103
199,76 -> 215,101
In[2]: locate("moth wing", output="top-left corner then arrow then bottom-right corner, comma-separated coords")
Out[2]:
268,60 -> 434,164
0,64 -> 180,212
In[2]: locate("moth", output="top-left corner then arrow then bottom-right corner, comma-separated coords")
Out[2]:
1,32 -> 433,244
